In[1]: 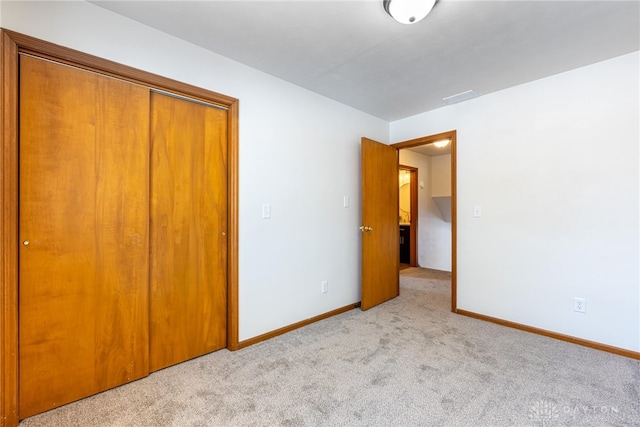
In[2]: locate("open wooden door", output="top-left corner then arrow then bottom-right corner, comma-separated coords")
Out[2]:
361,138 -> 399,310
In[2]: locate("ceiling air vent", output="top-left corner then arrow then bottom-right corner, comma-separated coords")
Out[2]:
442,90 -> 479,105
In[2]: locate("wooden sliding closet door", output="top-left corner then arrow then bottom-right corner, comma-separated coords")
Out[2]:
149,92 -> 228,371
18,56 -> 150,418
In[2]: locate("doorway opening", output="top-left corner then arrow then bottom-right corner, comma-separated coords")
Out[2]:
392,130 -> 457,312
398,165 -> 418,270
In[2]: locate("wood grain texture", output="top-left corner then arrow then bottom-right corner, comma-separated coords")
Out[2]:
149,92 -> 227,372
449,131 -> 457,312
2,29 -> 240,425
361,138 -> 399,310
1,29 -> 20,427
225,100 -> 240,351
18,56 -> 150,418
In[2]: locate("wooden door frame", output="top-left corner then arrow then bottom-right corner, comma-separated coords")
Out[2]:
0,29 -> 240,427
392,130 -> 457,313
398,165 -> 418,267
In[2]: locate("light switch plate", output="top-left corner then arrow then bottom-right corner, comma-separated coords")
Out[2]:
262,204 -> 271,219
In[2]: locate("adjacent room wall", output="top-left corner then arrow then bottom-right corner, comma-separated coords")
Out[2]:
428,154 -> 452,272
391,52 -> 640,352
0,1 -> 389,341
431,155 -> 451,197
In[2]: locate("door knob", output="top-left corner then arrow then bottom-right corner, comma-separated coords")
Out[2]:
23,240 -> 30,246
359,226 -> 373,232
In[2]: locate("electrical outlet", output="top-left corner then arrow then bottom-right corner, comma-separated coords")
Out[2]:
574,297 -> 586,313
321,280 -> 328,294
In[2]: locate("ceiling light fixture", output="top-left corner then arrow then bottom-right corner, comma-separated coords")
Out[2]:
383,0 -> 437,25
432,139 -> 450,148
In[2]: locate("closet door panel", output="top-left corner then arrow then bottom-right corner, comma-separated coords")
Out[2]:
19,56 -> 150,418
150,93 -> 227,371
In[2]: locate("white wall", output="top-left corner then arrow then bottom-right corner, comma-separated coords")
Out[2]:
3,1 -> 638,353
431,155 -> 451,196
1,1 -> 389,341
428,154 -> 452,271
399,150 -> 452,271
391,52 -> 640,352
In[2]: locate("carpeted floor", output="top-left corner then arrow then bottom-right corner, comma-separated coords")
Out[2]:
19,268 -> 640,426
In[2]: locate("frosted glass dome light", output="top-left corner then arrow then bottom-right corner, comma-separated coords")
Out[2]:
383,0 -> 437,25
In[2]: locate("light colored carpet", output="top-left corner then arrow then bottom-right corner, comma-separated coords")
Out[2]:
20,268 -> 640,426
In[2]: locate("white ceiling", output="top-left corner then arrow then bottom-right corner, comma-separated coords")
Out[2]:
405,142 -> 451,157
91,0 -> 639,122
